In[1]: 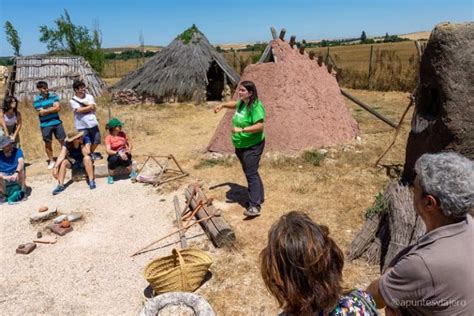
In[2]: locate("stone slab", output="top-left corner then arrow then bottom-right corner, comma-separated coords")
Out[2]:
30,208 -> 58,224
48,223 -> 73,236
16,242 -> 36,254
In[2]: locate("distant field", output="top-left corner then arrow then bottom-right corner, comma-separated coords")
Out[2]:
398,31 -> 431,41
103,58 -> 151,78
310,41 -> 419,72
103,40 -> 422,91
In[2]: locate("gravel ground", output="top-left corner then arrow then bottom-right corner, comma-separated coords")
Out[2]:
0,171 -> 209,315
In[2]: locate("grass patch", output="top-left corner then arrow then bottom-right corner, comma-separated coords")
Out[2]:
193,157 -> 233,169
301,150 -> 326,166
364,192 -> 388,219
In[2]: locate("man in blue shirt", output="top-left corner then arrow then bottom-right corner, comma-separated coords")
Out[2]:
0,135 -> 26,201
33,81 -> 66,169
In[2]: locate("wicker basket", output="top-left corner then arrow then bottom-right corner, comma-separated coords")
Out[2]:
144,248 -> 213,294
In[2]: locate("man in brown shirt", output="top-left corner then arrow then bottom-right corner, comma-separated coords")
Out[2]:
367,152 -> 474,315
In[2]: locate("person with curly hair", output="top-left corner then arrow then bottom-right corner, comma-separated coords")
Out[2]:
261,211 -> 378,315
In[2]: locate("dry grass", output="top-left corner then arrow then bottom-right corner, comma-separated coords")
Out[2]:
310,41 -> 419,72
9,87 -> 413,314
103,58 -> 151,78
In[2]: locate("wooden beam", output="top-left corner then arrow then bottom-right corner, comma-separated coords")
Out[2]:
184,185 -> 236,248
289,36 -> 296,48
173,196 -> 188,248
270,27 -> 278,40
279,28 -> 286,41
340,89 -> 397,128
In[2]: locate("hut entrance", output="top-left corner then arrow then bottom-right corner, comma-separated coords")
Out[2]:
206,61 -> 224,101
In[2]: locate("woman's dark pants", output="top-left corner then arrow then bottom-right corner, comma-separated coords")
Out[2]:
235,140 -> 265,210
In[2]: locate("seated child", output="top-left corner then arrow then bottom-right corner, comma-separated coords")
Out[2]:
52,130 -> 96,195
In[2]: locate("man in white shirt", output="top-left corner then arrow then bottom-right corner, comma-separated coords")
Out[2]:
70,80 -> 102,159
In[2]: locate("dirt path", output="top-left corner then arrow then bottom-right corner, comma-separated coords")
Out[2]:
0,167 -> 209,315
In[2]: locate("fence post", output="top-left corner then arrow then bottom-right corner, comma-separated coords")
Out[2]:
325,47 -> 330,64
368,45 -> 374,86
114,60 -> 117,77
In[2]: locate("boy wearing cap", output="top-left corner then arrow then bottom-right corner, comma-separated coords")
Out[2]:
0,135 -> 26,202
52,130 -> 96,195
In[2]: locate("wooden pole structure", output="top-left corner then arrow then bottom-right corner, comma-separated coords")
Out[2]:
340,89 -> 397,128
270,27 -> 278,40
325,47 -> 330,64
289,36 -> 296,48
309,51 -> 315,60
279,28 -> 286,41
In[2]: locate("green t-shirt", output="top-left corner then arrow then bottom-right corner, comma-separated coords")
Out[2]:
231,99 -> 265,148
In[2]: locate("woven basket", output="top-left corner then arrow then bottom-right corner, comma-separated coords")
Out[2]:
144,248 -> 213,294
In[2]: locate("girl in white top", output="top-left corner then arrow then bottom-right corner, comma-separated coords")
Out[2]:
1,96 -> 22,146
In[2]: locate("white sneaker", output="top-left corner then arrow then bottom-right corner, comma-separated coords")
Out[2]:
47,161 -> 55,170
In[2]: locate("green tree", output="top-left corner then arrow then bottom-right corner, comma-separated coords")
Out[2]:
4,21 -> 21,56
39,10 -> 105,73
360,31 -> 367,43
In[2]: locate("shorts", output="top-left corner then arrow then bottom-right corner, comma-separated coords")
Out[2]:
107,153 -> 132,170
41,123 -> 66,143
79,126 -> 101,145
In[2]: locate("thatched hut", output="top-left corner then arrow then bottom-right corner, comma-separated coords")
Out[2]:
5,55 -> 106,102
111,25 -> 240,103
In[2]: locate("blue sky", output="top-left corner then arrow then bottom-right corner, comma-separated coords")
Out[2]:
1,0 -> 472,56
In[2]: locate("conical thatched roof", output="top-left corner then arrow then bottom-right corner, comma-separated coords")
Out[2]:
6,55 -> 106,101
111,25 -> 239,102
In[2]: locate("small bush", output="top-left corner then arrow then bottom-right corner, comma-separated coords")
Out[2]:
365,192 -> 388,219
301,150 -> 326,166
193,157 -> 233,169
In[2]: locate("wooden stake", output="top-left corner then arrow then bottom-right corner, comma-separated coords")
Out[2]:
299,44 -> 305,54
374,97 -> 415,166
289,36 -> 296,48
317,55 -> 323,66
270,27 -> 278,40
309,51 -> 315,60
279,28 -> 286,41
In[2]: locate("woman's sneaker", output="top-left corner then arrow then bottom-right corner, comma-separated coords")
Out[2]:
47,160 -> 56,170
107,176 -> 114,184
88,180 -> 96,190
52,185 -> 65,195
243,206 -> 261,217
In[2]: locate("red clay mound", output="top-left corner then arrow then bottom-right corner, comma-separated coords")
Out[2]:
208,39 -> 359,153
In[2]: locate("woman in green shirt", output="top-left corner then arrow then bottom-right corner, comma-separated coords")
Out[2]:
214,81 -> 266,217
